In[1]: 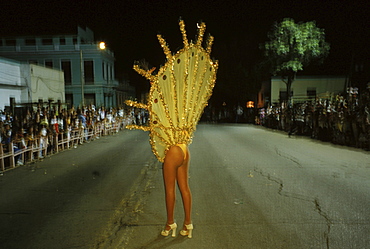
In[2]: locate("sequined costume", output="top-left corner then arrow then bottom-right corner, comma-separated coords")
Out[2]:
126,20 -> 218,162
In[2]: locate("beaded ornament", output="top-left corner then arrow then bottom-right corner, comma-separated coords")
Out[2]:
126,19 -> 218,162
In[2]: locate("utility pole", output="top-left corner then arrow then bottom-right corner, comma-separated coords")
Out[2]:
80,49 -> 85,107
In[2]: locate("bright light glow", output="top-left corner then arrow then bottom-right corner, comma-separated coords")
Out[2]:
246,101 -> 254,108
99,42 -> 106,50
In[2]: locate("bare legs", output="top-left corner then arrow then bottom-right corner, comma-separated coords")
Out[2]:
162,145 -> 192,231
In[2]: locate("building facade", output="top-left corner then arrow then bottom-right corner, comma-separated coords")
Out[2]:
270,75 -> 347,105
0,27 -> 126,109
0,57 -> 65,111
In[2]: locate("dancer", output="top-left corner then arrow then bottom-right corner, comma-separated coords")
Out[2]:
126,19 -> 218,238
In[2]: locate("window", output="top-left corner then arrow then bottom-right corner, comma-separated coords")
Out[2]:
61,61 -> 72,85
45,60 -> 53,68
102,62 -> 105,79
25,39 -> 36,46
307,88 -> 316,99
65,94 -> 73,107
279,90 -> 293,101
29,60 -> 38,65
6,39 -> 16,46
73,38 -> 78,45
107,64 -> 112,80
42,38 -> 53,45
84,94 -> 95,106
84,60 -> 94,84
60,38 -> 66,45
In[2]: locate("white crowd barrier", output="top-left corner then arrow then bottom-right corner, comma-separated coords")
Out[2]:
0,118 -> 133,173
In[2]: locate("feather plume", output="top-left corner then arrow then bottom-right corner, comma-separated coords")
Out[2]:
126,20 -> 218,162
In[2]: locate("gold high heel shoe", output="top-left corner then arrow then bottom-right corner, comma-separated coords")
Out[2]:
161,223 -> 177,237
180,224 -> 193,238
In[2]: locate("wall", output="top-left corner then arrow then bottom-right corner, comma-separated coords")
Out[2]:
28,64 -> 65,103
0,57 -> 65,110
0,57 -> 25,110
271,76 -> 346,104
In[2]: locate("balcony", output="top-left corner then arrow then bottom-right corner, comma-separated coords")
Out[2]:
0,43 -> 114,57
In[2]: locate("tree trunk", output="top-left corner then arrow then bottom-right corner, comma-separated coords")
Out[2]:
286,73 -> 295,107
287,75 -> 292,107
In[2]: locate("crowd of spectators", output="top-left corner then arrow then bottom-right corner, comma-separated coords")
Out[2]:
0,104 -> 136,169
257,86 -> 370,150
2,86 -> 369,170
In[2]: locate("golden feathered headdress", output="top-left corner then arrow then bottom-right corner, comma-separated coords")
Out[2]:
126,20 -> 218,162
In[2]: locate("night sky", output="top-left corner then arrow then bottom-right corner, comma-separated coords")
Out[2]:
1,0 -> 369,103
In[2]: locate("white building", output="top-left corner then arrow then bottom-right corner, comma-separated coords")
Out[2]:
0,57 -> 65,111
0,27 -> 125,108
0,57 -> 25,111
271,75 -> 347,104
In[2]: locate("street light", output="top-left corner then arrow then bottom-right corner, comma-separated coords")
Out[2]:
99,42 -> 110,107
99,42 -> 106,50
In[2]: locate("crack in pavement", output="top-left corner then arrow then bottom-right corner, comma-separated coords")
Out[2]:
253,168 -> 332,249
275,147 -> 303,168
95,158 -> 160,249
314,198 -> 332,249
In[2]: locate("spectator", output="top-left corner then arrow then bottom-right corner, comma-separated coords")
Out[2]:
13,129 -> 27,165
39,123 -> 48,159
77,109 -> 87,142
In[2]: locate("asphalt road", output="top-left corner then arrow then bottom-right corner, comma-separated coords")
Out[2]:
1,124 -> 369,249
0,129 -> 153,249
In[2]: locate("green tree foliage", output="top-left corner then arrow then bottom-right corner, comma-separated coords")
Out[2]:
262,18 -> 330,104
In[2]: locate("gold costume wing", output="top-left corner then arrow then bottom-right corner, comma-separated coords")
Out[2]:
126,20 -> 218,162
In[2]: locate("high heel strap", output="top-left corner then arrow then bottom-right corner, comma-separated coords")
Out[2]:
161,223 -> 177,237
180,224 -> 193,238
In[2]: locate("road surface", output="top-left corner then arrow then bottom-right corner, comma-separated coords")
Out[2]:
1,124 -> 369,249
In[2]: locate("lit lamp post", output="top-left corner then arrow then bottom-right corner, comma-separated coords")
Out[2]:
99,41 -> 106,50
99,42 -> 107,106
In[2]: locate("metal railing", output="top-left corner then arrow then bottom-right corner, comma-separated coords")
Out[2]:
1,119 -> 132,173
